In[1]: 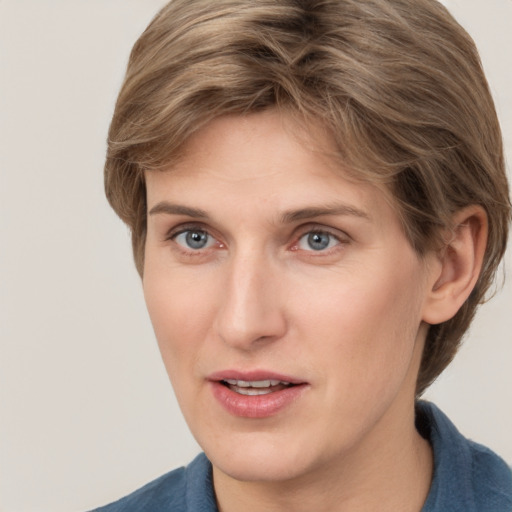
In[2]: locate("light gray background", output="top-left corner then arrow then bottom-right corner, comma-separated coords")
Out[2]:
0,1 -> 510,511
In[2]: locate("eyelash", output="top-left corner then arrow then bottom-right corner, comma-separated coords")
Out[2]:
292,229 -> 345,253
166,224 -> 349,256
166,224 -> 222,256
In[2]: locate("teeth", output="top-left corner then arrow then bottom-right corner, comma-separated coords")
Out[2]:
234,387 -> 274,396
224,379 -> 289,388
223,379 -> 295,396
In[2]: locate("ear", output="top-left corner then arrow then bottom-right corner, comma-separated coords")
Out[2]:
422,205 -> 488,325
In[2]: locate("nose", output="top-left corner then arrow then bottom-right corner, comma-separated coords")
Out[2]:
214,249 -> 287,351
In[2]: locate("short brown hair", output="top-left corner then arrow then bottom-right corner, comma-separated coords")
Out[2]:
105,0 -> 510,395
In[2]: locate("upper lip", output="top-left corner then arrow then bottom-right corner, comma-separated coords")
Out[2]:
207,370 -> 306,385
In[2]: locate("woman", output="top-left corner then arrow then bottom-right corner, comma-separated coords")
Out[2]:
93,0 -> 512,510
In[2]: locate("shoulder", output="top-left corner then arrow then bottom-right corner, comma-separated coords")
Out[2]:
90,467 -> 187,512
418,401 -> 512,512
89,453 -> 215,512
468,438 -> 512,510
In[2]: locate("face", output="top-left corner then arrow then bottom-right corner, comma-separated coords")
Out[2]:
143,111 -> 437,484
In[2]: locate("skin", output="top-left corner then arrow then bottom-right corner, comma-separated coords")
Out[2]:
142,110 -> 485,511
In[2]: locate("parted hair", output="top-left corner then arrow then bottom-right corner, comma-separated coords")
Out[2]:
105,0 -> 510,395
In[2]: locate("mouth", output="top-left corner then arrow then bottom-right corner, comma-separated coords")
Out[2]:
208,371 -> 308,418
220,379 -> 296,396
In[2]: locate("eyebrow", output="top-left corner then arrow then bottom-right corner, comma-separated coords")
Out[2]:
148,202 -> 209,218
148,201 -> 370,223
280,204 -> 370,223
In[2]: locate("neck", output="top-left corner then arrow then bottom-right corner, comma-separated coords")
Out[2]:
213,401 -> 433,512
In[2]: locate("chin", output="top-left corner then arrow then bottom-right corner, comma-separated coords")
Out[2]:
213,452 -> 308,483
203,430 -> 327,483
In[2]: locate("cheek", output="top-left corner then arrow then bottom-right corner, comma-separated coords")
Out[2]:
295,262 -> 426,381
143,277 -> 215,419
143,261 -> 214,376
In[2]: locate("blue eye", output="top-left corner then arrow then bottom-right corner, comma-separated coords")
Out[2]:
174,229 -> 215,250
298,231 -> 339,251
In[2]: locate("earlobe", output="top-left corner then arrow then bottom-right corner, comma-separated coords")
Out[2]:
422,205 -> 488,325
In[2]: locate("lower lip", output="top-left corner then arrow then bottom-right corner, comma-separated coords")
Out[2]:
210,381 -> 308,418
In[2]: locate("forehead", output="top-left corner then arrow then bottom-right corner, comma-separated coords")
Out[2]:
144,110 -> 399,226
